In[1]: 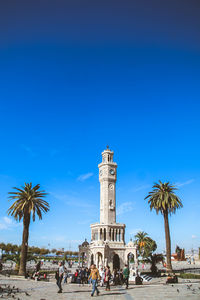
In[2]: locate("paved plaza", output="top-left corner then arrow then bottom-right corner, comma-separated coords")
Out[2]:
0,276 -> 200,300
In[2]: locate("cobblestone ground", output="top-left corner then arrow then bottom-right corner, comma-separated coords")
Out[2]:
0,277 -> 200,300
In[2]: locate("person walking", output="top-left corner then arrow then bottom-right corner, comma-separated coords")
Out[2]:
105,266 -> 111,291
123,264 -> 130,289
56,262 -> 64,293
89,264 -> 100,297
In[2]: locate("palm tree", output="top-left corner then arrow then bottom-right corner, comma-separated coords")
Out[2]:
145,181 -> 183,273
7,183 -> 49,276
134,231 -> 149,256
142,237 -> 157,258
143,253 -> 164,275
141,237 -> 163,275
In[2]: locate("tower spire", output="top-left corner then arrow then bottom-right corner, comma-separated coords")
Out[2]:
98,148 -> 117,224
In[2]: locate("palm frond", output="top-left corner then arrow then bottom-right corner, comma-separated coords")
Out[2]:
145,181 -> 183,215
7,183 -> 49,222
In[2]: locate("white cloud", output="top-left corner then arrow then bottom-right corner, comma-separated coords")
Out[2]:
116,202 -> 133,216
77,172 -> 94,182
0,216 -> 21,230
192,235 -> 197,239
3,216 -> 12,225
176,179 -> 194,187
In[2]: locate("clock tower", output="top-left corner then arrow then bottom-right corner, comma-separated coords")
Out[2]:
79,147 -> 138,271
98,147 -> 117,224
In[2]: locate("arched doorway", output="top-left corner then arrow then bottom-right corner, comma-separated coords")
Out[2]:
113,254 -> 120,270
91,254 -> 94,265
96,252 -> 103,269
127,253 -> 134,268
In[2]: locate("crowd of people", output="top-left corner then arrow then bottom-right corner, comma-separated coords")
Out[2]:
55,262 -> 131,296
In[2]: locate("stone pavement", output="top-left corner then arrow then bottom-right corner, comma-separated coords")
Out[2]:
0,277 -> 200,300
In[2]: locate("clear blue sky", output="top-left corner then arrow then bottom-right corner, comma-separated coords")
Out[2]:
0,0 -> 200,252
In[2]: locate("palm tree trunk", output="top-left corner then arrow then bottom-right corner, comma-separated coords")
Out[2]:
163,211 -> 172,273
18,213 -> 30,276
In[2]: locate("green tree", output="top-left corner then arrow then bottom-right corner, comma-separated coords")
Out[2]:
40,248 -> 49,256
142,237 -> 157,258
134,231 -> 149,256
144,253 -> 164,275
12,244 -> 20,254
7,183 -> 49,276
0,243 -> 6,251
145,181 -> 183,273
32,247 -> 41,255
141,237 -> 164,275
5,243 -> 13,254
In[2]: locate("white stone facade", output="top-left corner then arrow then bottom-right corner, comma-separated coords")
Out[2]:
79,147 -> 138,271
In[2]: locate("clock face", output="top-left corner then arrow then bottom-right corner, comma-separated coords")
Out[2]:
109,184 -> 114,190
110,169 -> 115,175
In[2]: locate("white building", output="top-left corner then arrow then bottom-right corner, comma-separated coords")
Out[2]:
79,147 -> 138,270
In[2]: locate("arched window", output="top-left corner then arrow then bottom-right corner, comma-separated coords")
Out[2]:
100,228 -> 102,240
109,199 -> 113,210
104,228 -> 106,241
94,230 -> 98,240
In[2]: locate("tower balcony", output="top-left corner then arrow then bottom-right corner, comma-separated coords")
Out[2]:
90,223 -> 126,244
